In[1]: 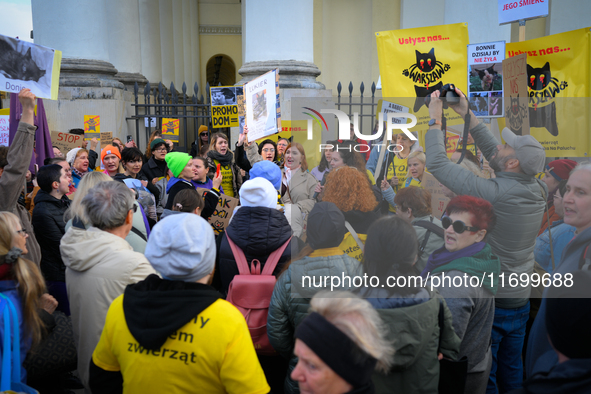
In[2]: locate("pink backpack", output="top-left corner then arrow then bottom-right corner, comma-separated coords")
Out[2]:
225,234 -> 291,355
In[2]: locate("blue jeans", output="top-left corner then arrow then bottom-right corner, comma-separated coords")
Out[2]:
486,303 -> 529,394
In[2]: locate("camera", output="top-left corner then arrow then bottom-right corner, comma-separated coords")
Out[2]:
424,84 -> 460,109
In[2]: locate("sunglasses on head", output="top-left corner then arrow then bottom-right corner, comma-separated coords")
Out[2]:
441,216 -> 480,234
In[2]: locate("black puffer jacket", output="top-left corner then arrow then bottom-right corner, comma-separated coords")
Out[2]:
218,206 -> 294,295
32,190 -> 71,282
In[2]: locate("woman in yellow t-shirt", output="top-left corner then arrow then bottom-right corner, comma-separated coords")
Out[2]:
206,133 -> 242,198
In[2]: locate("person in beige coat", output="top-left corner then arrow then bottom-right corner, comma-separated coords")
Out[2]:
281,142 -> 317,217
60,181 -> 155,390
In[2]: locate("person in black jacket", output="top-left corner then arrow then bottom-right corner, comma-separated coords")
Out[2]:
32,164 -> 72,315
141,138 -> 169,185
217,177 -> 293,394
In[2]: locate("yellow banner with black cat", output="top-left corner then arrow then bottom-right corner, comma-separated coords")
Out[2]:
503,27 -> 591,157
375,23 -> 469,131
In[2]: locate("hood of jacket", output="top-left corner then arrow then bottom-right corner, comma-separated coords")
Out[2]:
371,292 -> 441,369
122,274 -> 221,350
33,189 -> 70,207
166,176 -> 184,193
113,173 -> 131,182
343,209 -> 379,234
523,358 -> 591,394
225,206 -> 291,256
60,226 -> 133,272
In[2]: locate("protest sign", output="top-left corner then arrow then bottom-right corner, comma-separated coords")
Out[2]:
237,90 -> 246,134
0,115 -> 8,146
376,100 -> 410,124
502,53 -> 530,135
0,34 -> 62,100
162,118 -> 180,142
50,131 -> 83,153
211,86 -> 243,128
196,188 -> 239,235
100,131 -> 113,146
245,69 -> 281,141
422,172 -> 450,219
84,115 -> 100,140
505,27 -> 591,156
498,0 -> 549,25
468,41 -> 505,117
376,23 -> 469,129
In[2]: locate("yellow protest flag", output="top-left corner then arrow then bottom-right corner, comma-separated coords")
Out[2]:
376,23 -> 470,131
503,27 -> 591,157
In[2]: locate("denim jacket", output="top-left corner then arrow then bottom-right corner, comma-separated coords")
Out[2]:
534,219 -> 576,274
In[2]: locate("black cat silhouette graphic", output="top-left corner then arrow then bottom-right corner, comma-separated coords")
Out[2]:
527,62 -> 565,137
401,48 -> 451,112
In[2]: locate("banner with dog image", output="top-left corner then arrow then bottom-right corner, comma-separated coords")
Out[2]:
504,27 -> 591,157
245,69 -> 281,141
210,86 -> 243,129
0,34 -> 62,100
376,23 -> 469,129
467,41 -> 505,117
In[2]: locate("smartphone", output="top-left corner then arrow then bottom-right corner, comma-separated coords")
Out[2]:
216,163 -> 221,178
127,135 -> 133,143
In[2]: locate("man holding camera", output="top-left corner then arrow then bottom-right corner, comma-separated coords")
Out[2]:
424,87 -> 547,394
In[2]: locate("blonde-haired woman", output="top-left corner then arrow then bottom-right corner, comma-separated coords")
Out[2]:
0,211 -> 54,384
404,151 -> 427,188
292,291 -> 394,394
206,132 -> 243,197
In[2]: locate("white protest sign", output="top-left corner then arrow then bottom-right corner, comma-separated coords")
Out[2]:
0,115 -> 9,146
498,0 -> 549,25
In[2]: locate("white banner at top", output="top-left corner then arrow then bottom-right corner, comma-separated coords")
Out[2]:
498,0 -> 549,25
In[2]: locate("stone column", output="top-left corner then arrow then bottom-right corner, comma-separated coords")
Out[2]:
31,0 -> 123,89
104,0 -> 148,89
172,0 -> 185,90
238,0 -> 324,89
159,0 -> 175,87
139,0 -> 163,84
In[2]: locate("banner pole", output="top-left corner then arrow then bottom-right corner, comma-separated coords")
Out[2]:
519,19 -> 526,42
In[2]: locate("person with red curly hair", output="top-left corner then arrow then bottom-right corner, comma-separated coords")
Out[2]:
422,195 -> 500,394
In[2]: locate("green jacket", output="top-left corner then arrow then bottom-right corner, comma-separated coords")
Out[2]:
425,122 -> 547,308
370,290 -> 461,394
267,248 -> 362,394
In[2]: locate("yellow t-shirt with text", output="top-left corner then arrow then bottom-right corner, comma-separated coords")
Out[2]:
215,159 -> 235,198
92,296 -> 269,394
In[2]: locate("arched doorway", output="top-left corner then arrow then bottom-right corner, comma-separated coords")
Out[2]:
206,54 -> 236,87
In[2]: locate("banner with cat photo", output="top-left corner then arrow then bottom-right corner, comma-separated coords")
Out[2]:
0,34 -> 62,100
375,23 -> 469,130
503,27 -> 591,157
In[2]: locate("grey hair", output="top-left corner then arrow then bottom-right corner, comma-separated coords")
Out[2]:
81,181 -> 135,230
571,161 -> 591,177
309,291 -> 394,373
65,172 -> 113,223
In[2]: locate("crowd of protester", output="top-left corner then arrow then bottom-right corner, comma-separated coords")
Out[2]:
1,87 -> 591,394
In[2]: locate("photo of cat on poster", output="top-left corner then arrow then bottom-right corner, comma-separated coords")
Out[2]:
0,34 -> 58,99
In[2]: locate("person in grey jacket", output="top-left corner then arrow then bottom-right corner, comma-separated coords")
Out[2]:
423,195 -> 500,394
267,202 -> 363,394
425,87 -> 546,394
526,162 -> 591,378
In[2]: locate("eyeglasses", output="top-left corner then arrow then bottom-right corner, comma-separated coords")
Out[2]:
154,147 -> 168,152
129,205 -> 138,213
441,216 -> 480,234
262,148 -> 275,153
16,229 -> 28,236
201,133 -> 209,136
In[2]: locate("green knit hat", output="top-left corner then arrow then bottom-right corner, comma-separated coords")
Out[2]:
165,152 -> 192,178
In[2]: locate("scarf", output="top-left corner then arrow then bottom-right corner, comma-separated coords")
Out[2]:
207,150 -> 233,166
71,166 -> 88,179
283,165 -> 301,187
421,242 -> 500,294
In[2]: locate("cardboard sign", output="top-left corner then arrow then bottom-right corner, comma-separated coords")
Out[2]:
211,86 -> 243,128
196,188 -> 239,235
245,69 -> 281,141
422,172 -> 450,220
502,53 -> 530,135
0,115 -> 8,146
162,118 -> 180,142
468,41 -> 505,118
50,131 -> 83,153
84,115 -> 100,139
0,34 -> 62,100
498,0 -> 549,25
100,131 -> 113,146
376,100 -> 410,124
